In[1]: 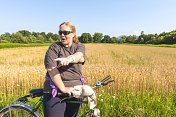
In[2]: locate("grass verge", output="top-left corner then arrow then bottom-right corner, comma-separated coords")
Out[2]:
0,43 -> 176,49
1,90 -> 176,117
80,89 -> 176,117
0,43 -> 51,49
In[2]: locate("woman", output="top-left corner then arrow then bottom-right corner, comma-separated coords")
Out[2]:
43,22 -> 85,117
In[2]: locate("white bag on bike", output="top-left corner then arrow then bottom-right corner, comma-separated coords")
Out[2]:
73,85 -> 97,109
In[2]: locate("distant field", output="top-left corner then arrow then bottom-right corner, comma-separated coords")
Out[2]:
0,44 -> 176,116
124,43 -> 176,48
0,43 -> 51,49
0,43 -> 176,49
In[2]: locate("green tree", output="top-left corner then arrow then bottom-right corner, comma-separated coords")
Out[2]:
102,35 -> 111,43
48,37 -> 54,43
87,33 -> 93,43
40,32 -> 47,41
79,33 -> 89,43
27,35 -> 37,43
111,37 -> 118,43
119,35 -> 127,43
22,36 -> 29,43
1,32 -> 11,43
11,32 -> 25,43
80,33 -> 93,43
93,32 -> 103,43
52,34 -> 60,41
32,32 -> 40,38
0,34 -> 8,43
141,31 -> 144,35
36,35 -> 44,43
46,32 -> 54,41
126,35 -> 138,43
18,30 -> 31,37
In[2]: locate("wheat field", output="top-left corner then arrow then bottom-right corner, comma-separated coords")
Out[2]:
0,44 -> 176,100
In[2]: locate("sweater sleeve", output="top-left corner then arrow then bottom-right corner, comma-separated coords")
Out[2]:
76,43 -> 85,57
44,43 -> 60,69
76,43 -> 85,64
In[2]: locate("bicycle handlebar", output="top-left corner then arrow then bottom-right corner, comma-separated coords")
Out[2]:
57,75 -> 114,97
24,75 -> 114,99
92,75 -> 114,88
57,92 -> 70,97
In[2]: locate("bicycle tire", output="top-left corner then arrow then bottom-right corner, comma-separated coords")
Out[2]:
0,104 -> 40,117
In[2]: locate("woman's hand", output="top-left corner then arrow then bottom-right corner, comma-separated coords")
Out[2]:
61,87 -> 74,96
71,87 -> 80,97
54,57 -> 72,66
54,55 -> 84,67
62,87 -> 81,96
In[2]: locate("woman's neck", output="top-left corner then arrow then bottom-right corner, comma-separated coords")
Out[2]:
63,42 -> 73,47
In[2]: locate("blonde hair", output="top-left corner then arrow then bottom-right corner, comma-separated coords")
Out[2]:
60,22 -> 79,44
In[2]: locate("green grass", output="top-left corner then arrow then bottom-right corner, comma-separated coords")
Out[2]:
0,43 -> 176,49
122,43 -> 176,48
91,90 -> 176,117
0,43 -> 51,49
1,89 -> 176,117
79,87 -> 176,117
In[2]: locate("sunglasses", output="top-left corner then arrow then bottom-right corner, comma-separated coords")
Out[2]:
58,31 -> 73,35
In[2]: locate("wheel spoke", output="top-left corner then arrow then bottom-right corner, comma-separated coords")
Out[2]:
17,108 -> 19,117
0,105 -> 37,117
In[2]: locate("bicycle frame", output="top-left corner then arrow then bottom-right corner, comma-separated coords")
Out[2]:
9,95 -> 90,117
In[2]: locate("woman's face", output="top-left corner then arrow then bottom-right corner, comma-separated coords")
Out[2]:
59,24 -> 75,47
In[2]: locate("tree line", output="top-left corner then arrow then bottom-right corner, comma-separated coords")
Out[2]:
0,30 -> 176,44
0,30 -> 59,43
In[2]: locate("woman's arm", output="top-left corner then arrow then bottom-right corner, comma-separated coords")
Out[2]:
47,67 -> 74,95
69,52 -> 85,63
54,52 -> 85,66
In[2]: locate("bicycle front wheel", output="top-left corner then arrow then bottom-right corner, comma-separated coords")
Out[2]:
0,104 -> 40,117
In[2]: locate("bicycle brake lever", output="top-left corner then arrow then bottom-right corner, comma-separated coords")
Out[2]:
101,75 -> 111,83
92,75 -> 112,88
102,80 -> 115,86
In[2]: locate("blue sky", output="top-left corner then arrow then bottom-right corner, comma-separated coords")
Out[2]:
0,0 -> 176,37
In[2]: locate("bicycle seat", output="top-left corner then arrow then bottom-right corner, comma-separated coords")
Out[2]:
30,88 -> 43,98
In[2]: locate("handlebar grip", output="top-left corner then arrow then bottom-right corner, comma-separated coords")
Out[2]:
102,80 -> 115,86
57,92 -> 70,97
101,75 -> 111,83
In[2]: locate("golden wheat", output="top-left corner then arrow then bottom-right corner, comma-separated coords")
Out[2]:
0,44 -> 176,100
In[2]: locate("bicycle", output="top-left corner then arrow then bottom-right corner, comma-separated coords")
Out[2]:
0,75 -> 114,117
